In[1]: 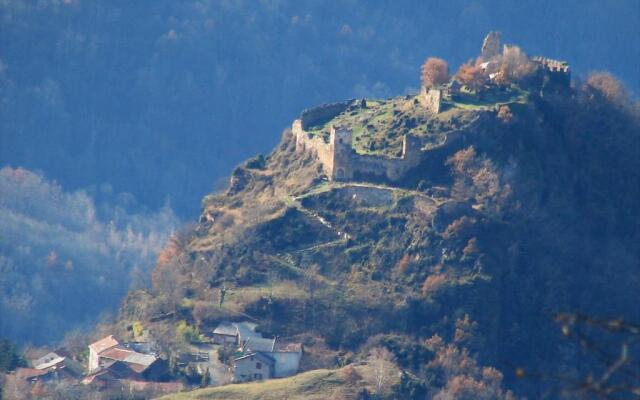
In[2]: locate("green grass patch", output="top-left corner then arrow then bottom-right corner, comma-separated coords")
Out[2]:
451,87 -> 529,110
158,368 -> 362,400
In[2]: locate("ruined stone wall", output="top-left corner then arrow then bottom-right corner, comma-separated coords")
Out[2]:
293,120 -> 423,182
293,119 -> 335,176
332,133 -> 422,181
348,136 -> 421,181
419,87 -> 442,114
299,101 -> 352,130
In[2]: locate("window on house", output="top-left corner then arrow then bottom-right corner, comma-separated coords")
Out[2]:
256,362 -> 262,369
254,373 -> 263,380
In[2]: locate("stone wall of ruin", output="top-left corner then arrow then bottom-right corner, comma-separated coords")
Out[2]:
347,134 -> 422,181
299,101 -> 352,130
419,87 -> 442,114
293,119 -> 335,176
294,119 -> 423,182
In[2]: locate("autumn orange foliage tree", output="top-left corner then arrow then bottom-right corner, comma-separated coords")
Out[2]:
586,72 -> 629,104
493,46 -> 536,86
421,57 -> 449,88
446,147 -> 512,215
496,105 -> 514,124
456,61 -> 484,92
425,334 -> 516,399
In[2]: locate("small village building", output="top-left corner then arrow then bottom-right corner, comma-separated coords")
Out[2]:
212,320 -> 262,346
233,321 -> 261,345
82,370 -> 183,394
89,335 -> 120,372
31,351 -> 83,379
100,347 -> 157,372
242,337 -> 276,353
14,368 -> 51,383
271,341 -> 303,378
232,352 -> 275,382
87,335 -> 167,382
212,322 -> 238,345
216,320 -> 304,382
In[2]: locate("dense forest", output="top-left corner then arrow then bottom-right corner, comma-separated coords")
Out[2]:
0,167 -> 177,344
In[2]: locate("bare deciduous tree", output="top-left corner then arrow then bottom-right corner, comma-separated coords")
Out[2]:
364,347 -> 399,396
553,314 -> 640,398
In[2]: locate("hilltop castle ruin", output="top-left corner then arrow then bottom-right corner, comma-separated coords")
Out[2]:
293,102 -> 422,182
421,32 -> 571,114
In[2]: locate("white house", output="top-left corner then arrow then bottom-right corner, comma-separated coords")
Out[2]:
270,341 -> 303,378
215,320 -> 304,381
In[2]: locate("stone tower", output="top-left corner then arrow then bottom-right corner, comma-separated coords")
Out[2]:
481,31 -> 502,60
329,126 -> 353,181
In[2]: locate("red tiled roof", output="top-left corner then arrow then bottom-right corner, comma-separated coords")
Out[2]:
100,346 -> 133,361
127,363 -> 149,374
89,335 -> 119,354
82,368 -> 118,385
274,341 -> 303,353
15,368 -> 49,379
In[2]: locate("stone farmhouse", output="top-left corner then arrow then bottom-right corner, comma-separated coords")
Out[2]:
212,321 -> 303,383
233,339 -> 303,383
211,321 -> 239,345
28,351 -> 83,380
293,102 -> 423,182
233,352 -> 275,382
86,335 -> 166,382
212,320 -> 262,346
13,350 -> 83,386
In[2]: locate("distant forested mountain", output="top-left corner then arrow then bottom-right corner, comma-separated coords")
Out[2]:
0,167 -> 177,345
1,0 -> 638,217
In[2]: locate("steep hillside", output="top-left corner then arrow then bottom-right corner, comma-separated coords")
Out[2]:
113,43 -> 640,398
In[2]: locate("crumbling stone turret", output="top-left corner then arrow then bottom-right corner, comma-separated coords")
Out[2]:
481,31 -> 502,60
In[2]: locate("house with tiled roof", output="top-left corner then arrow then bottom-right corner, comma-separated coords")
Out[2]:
89,335 -> 119,372
231,339 -> 303,382
31,351 -> 83,379
212,322 -> 238,345
270,340 -> 303,378
243,336 -> 276,353
232,352 -> 275,382
212,320 -> 263,347
216,320 -> 304,382
14,368 -> 51,383
87,335 -> 167,382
